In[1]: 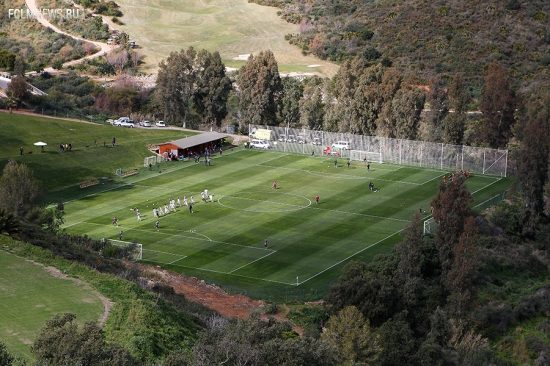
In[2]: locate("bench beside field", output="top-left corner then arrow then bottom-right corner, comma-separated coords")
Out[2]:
121,169 -> 138,178
79,180 -> 99,189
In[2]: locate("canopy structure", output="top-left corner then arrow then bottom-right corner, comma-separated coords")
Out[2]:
34,141 -> 47,152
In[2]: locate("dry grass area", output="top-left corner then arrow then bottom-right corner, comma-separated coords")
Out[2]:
106,0 -> 338,77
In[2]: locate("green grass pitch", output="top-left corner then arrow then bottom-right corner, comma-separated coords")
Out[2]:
62,149 -> 512,296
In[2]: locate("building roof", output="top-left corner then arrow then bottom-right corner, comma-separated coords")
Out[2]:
164,132 -> 227,150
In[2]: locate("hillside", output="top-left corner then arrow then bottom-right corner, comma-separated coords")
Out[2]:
253,0 -> 550,91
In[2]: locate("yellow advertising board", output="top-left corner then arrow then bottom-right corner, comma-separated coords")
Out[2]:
251,128 -> 272,140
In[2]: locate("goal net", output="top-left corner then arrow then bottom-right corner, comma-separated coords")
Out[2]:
103,239 -> 142,261
350,150 -> 383,164
423,218 -> 438,235
144,155 -> 163,167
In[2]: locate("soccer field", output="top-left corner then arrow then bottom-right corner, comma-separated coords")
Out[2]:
62,148 -> 511,298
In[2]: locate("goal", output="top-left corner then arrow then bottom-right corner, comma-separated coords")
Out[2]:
423,218 -> 437,235
103,239 -> 143,261
350,150 -> 383,164
144,155 -> 163,167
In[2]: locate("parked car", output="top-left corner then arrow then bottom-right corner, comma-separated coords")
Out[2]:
140,120 -> 151,127
287,135 -> 297,143
113,117 -> 133,126
332,141 -> 351,150
120,121 -> 135,128
297,136 -> 306,144
250,139 -> 270,149
156,121 -> 166,127
278,135 -> 287,142
311,137 -> 322,146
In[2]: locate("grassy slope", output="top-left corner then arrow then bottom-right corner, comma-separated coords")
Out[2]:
0,113 -> 194,196
0,249 -> 104,362
106,0 -> 339,76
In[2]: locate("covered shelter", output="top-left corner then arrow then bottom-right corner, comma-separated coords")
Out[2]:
157,132 -> 227,160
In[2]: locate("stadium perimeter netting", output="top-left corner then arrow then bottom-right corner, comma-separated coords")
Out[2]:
249,124 -> 509,177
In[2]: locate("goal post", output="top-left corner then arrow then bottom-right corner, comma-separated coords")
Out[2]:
102,239 -> 142,261
350,150 -> 383,164
423,218 -> 437,235
144,155 -> 163,167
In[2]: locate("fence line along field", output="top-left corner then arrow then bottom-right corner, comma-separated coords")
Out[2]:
62,149 -> 512,296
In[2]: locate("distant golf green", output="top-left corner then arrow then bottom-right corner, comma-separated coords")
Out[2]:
0,250 -> 105,361
107,0 -> 339,76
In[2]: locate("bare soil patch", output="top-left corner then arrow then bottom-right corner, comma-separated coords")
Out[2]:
135,264 -> 264,318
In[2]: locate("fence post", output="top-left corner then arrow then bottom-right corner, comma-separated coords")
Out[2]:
504,150 -> 508,177
440,143 -> 443,170
483,149 -> 486,174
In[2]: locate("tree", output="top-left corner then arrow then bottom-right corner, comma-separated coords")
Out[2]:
446,217 -> 479,317
350,64 -> 385,136
193,50 -> 232,130
0,49 -> 16,70
0,159 -> 42,218
278,77 -> 303,128
443,75 -> 471,144
377,316 -> 415,366
0,341 -> 15,366
328,57 -> 367,133
478,61 -> 517,148
375,68 -> 403,137
236,50 -> 282,126
156,47 -> 199,127
516,117 -> 550,236
299,76 -> 325,130
391,86 -> 426,140
426,75 -> 449,142
13,55 -> 27,77
431,175 -> 473,284
31,313 -> 140,366
0,208 -> 21,239
394,212 -> 424,307
7,76 -> 30,110
322,305 -> 381,365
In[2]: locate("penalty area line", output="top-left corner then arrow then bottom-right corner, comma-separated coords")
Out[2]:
298,230 -> 405,286
228,250 -> 277,274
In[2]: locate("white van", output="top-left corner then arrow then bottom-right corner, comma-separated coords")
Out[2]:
250,139 -> 270,149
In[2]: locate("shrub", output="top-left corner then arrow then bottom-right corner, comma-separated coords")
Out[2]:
264,302 -> 278,314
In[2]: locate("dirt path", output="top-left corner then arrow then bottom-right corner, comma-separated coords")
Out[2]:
24,0 -> 118,71
41,265 -> 112,327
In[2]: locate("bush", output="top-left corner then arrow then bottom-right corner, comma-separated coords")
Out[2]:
264,302 -> 278,314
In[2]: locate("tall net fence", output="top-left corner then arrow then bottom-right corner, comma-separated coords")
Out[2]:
250,124 -> 509,176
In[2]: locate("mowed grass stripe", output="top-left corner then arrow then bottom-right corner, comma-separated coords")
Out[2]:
62,149 -> 512,289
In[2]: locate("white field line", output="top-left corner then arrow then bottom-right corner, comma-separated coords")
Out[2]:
471,177 -> 502,194
217,194 -> 407,222
48,163 -> 195,208
137,259 -> 294,285
228,251 -> 278,274
256,163 -> 423,185
167,256 -> 188,265
298,230 -> 405,285
78,222 -> 275,252
309,206 -> 410,223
